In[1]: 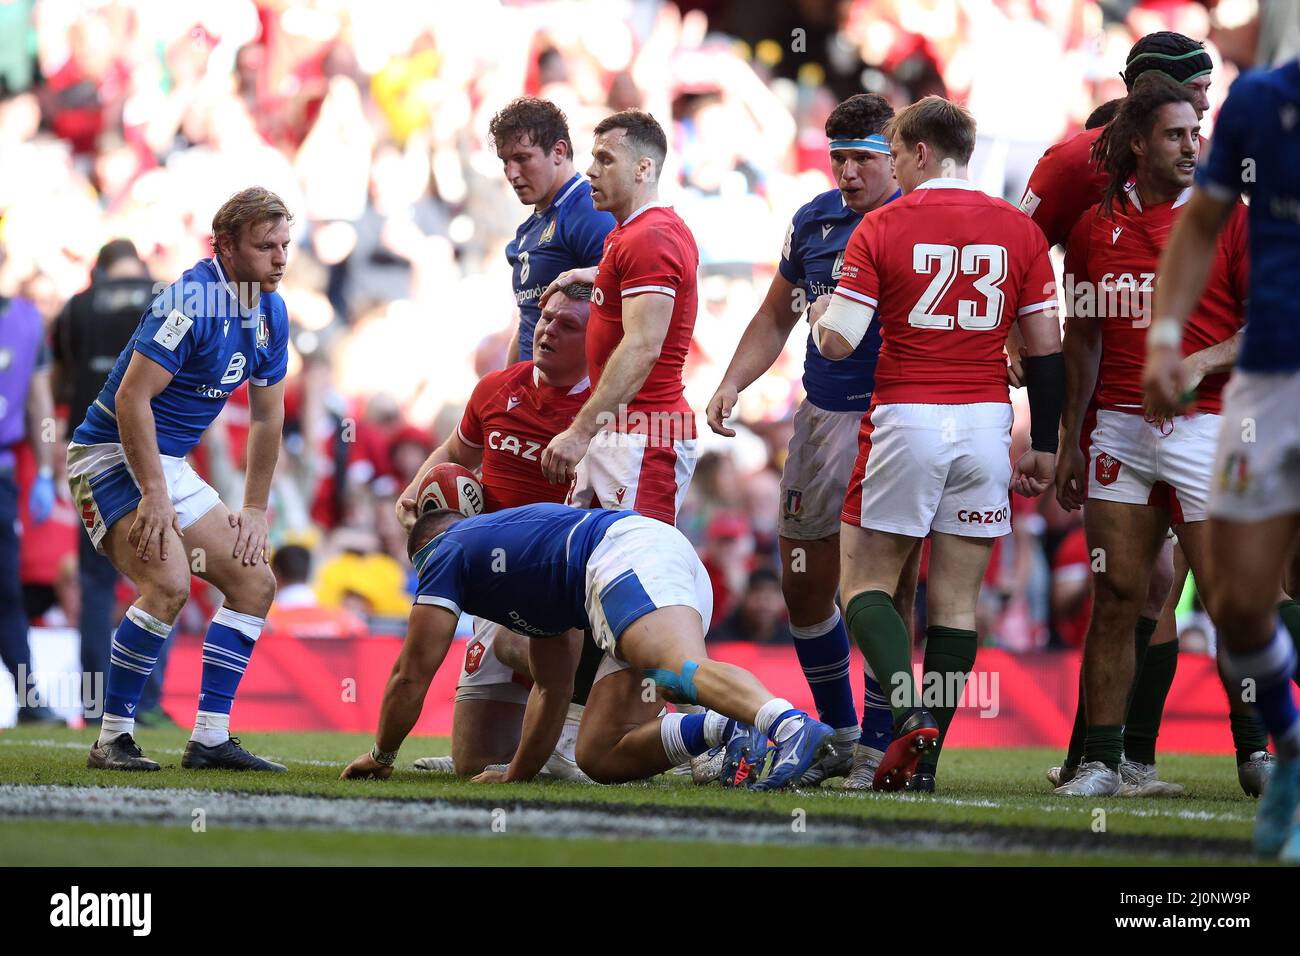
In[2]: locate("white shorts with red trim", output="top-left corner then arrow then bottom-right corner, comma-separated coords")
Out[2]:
1085,408 -> 1219,523
455,617 -> 533,704
1210,370 -> 1300,522
841,402 -> 1013,538
779,399 -> 863,540
566,430 -> 698,525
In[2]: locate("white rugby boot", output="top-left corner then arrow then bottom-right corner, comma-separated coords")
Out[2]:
1052,760 -> 1122,797
1118,759 -> 1186,797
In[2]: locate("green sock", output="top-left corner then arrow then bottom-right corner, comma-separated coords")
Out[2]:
845,590 -> 916,725
1124,638 -> 1178,764
1065,616 -> 1155,768
916,626 -> 977,776
1064,665 -> 1087,768
1278,601 -> 1300,688
1229,712 -> 1270,764
1083,724 -> 1124,770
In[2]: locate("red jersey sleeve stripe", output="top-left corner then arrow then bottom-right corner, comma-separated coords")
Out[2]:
834,287 -> 878,307
621,284 -> 677,298
1018,299 -> 1058,316
456,425 -> 484,448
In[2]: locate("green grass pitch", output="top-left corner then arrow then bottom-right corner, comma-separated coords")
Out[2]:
0,725 -> 1268,866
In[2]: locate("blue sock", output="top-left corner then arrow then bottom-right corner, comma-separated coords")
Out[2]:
660,712 -> 717,764
102,606 -> 171,732
196,607 -> 263,734
1229,629 -> 1300,760
860,670 -> 892,751
791,611 -> 858,733
680,713 -> 709,755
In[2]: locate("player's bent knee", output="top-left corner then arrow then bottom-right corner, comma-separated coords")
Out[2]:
640,660 -> 700,705
226,563 -> 277,617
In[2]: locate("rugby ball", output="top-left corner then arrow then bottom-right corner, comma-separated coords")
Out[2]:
416,463 -> 485,518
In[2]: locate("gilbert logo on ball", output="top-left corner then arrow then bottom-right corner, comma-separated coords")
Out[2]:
417,463 -> 485,517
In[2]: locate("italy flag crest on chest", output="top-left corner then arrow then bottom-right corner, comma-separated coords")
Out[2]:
256,312 -> 270,349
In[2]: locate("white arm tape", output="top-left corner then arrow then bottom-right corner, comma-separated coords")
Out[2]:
814,293 -> 874,354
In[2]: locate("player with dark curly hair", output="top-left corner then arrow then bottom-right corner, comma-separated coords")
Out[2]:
1053,73 -> 1248,797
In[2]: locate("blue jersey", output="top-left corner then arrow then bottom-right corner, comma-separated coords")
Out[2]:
73,257 -> 290,458
413,504 -> 634,637
1197,59 -> 1300,372
507,174 -> 615,361
779,188 -> 900,412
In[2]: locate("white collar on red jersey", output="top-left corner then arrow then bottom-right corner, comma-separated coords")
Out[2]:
1125,183 -> 1194,213
532,364 -> 590,395
913,177 -> 981,191
621,200 -> 671,226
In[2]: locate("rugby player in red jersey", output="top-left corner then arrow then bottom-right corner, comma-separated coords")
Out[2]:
1018,33 -> 1272,794
1052,74 -> 1247,797
538,109 -> 700,526
394,286 -> 647,779
814,97 -> 1064,792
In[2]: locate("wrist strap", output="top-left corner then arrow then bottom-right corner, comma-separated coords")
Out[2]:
371,745 -> 397,767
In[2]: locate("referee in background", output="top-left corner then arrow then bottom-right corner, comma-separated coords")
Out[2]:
52,239 -> 176,726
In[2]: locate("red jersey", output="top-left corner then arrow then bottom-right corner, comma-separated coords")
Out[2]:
1020,127 -> 1108,249
834,180 -> 1058,405
1064,188 -> 1247,415
588,203 -> 698,433
457,362 -> 592,511
1021,126 -> 1213,250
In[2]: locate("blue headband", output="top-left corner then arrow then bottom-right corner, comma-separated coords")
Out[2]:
829,134 -> 890,155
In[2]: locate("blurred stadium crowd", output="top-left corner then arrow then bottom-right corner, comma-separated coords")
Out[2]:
0,0 -> 1276,675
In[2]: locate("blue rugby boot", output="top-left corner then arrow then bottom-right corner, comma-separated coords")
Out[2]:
718,722 -> 771,789
754,717 -> 834,792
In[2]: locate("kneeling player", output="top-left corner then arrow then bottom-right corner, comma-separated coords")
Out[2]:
341,504 -> 833,789
396,285 -> 599,779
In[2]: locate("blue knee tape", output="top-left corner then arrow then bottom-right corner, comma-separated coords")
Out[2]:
642,660 -> 700,705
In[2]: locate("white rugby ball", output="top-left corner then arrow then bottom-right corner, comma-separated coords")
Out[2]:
416,463 -> 485,518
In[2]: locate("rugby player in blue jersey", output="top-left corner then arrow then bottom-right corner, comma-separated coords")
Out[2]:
1144,58 -> 1300,857
67,187 -> 293,772
341,504 -> 834,789
492,97 -> 615,364
706,94 -> 913,787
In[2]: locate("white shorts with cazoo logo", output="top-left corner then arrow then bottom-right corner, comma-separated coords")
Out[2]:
455,617 -> 532,704
841,402 -> 1013,538
778,399 -> 863,540
1209,370 -> 1300,522
1085,408 -> 1220,523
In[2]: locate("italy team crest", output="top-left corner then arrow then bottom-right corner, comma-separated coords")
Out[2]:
784,489 -> 803,516
539,218 -> 557,244
256,313 -> 270,349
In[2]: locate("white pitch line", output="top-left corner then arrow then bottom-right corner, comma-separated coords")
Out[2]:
0,739 -> 1256,824
820,788 -> 1254,824
0,783 -> 1249,858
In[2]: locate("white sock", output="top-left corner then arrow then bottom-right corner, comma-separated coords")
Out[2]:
702,710 -> 731,747
191,710 -> 231,747
98,713 -> 135,746
790,610 -> 841,640
833,726 -> 860,746
755,698 -> 801,742
659,713 -> 693,766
